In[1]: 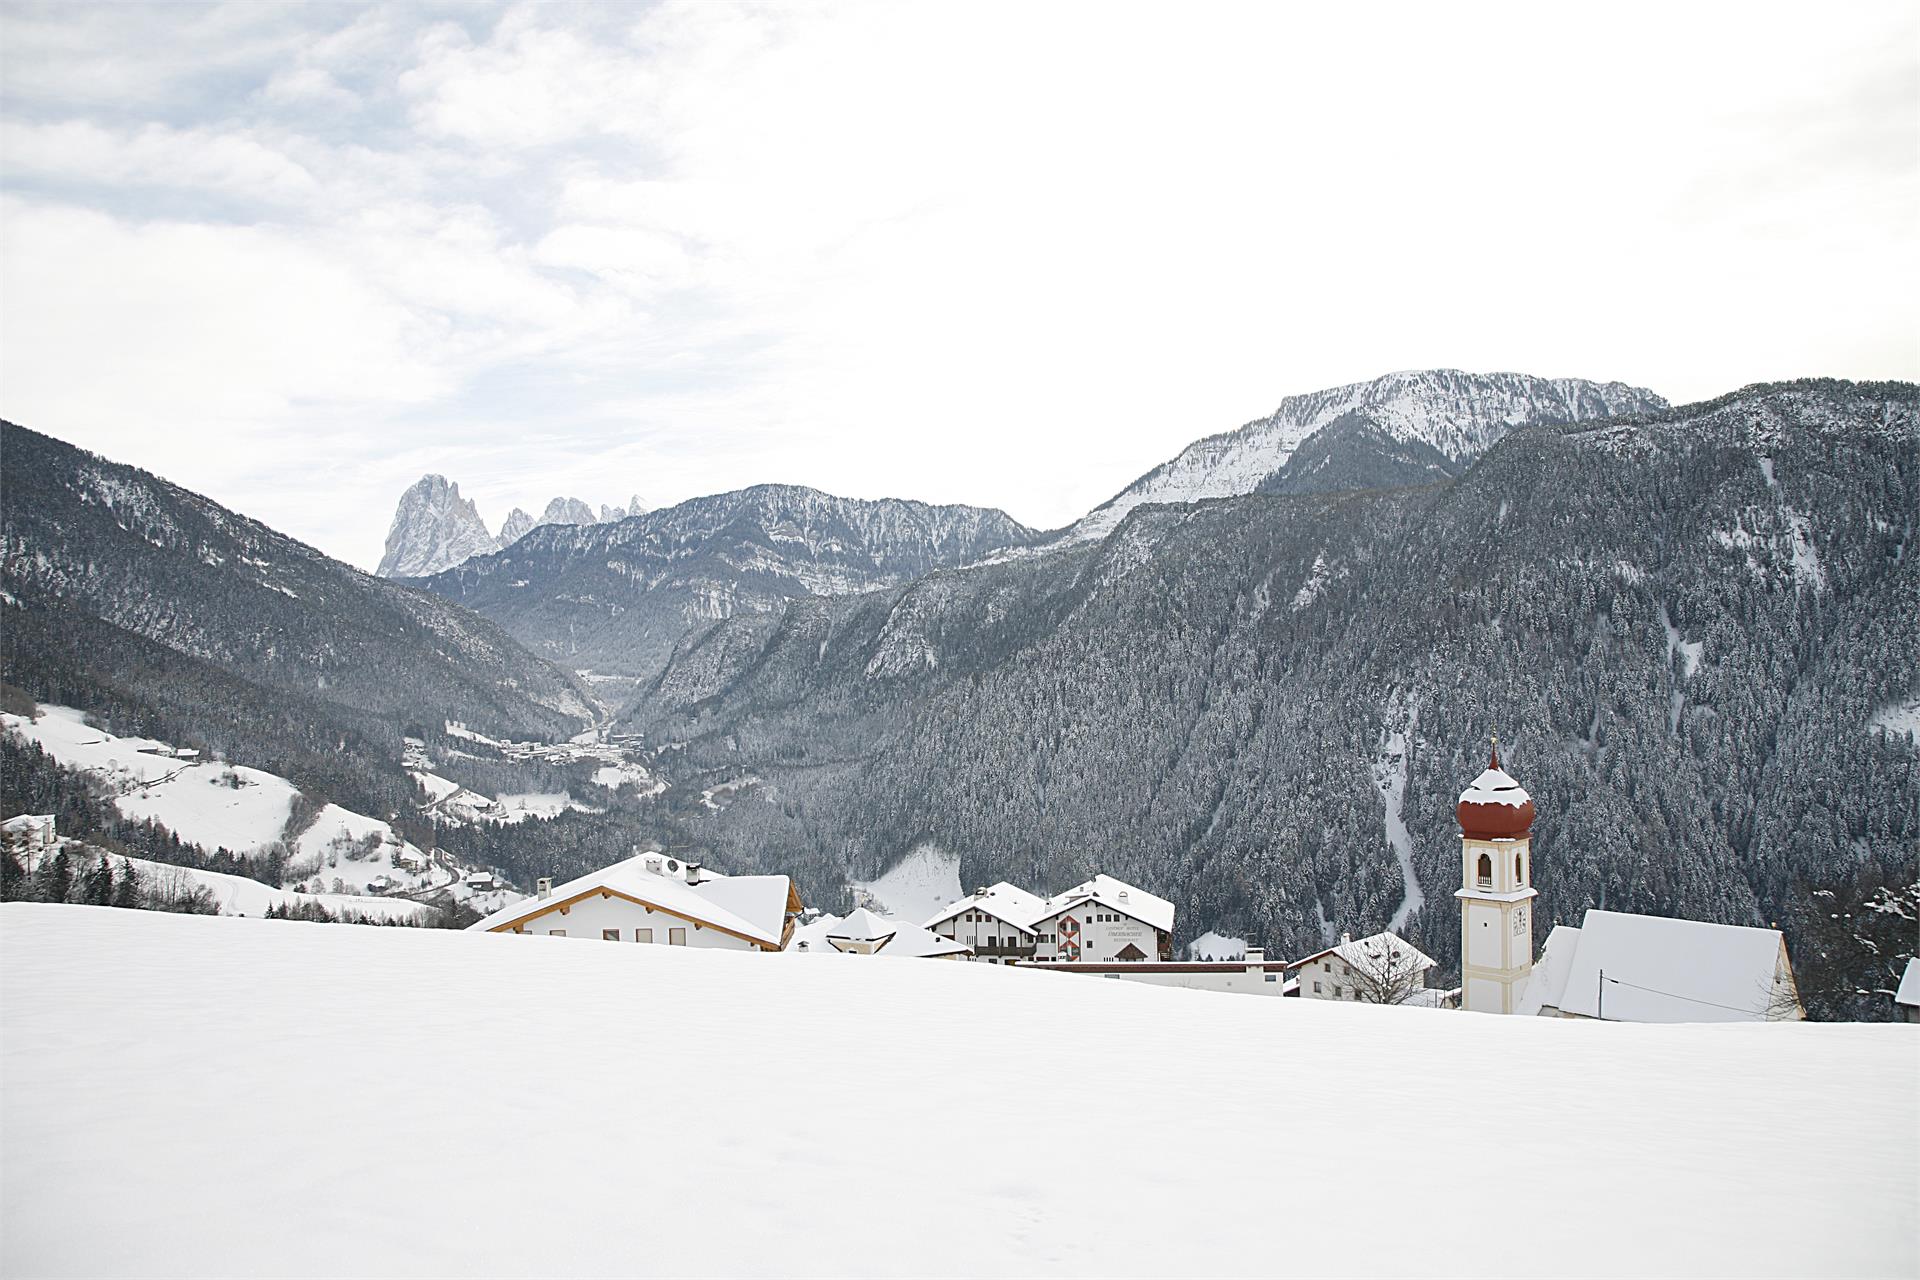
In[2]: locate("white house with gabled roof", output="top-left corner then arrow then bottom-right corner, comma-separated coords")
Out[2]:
923,881 -> 1050,963
1294,931 -> 1441,1004
924,873 -> 1175,964
1027,874 -> 1175,963
470,853 -> 802,951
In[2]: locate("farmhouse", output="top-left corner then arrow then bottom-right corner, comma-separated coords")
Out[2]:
925,874 -> 1175,964
1,814 -> 56,854
470,853 -> 802,952
1294,931 -> 1443,1005
924,881 -> 1050,963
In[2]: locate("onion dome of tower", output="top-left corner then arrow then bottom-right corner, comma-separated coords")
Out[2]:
1456,738 -> 1535,839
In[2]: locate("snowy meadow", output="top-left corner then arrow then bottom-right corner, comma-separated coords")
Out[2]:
2,904 -> 1912,1279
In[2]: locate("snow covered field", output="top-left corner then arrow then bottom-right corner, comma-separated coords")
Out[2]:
3,905 -> 1911,1279
852,841 -> 962,922
101,852 -> 435,922
4,707 -> 298,854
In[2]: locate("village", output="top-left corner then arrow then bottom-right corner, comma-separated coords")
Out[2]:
459,744 -> 1883,1024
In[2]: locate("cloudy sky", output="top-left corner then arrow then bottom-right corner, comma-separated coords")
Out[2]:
2,1 -> 1915,569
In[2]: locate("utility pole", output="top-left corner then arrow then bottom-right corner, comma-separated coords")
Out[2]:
1598,967 -> 1605,1020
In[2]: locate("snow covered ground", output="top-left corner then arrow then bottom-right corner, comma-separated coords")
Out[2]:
1185,929 -> 1248,960
98,852 -> 434,922
3,905 -> 1912,1279
4,707 -> 298,854
853,841 -> 963,922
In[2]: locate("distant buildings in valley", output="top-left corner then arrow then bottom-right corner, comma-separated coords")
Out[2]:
455,743 -> 1817,1024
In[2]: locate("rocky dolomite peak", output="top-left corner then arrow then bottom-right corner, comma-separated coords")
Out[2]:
376,475 -> 503,579
497,508 -> 535,545
541,497 -> 598,527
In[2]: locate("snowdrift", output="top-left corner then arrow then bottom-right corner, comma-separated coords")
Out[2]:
2,904 -> 1912,1278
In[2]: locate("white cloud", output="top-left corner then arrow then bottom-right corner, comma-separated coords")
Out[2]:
2,0 -> 1915,570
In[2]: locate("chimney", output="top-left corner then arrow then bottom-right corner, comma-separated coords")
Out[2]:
975,885 -> 989,897
1341,931 -> 1352,945
1245,947 -> 1265,966
1118,889 -> 1129,901
645,854 -> 663,873
684,862 -> 704,886
537,877 -> 552,899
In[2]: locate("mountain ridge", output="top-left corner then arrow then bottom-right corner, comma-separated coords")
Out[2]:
1061,369 -> 1668,542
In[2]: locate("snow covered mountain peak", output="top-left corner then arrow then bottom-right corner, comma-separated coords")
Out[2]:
1065,369 -> 1667,543
376,474 -> 500,579
377,481 -> 651,578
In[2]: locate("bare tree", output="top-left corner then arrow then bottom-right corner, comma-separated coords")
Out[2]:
1343,933 -> 1434,1005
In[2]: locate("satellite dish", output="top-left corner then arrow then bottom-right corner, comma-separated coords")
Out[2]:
666,859 -> 680,872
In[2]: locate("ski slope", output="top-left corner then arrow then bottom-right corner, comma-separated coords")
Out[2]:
2,905 -> 1911,1278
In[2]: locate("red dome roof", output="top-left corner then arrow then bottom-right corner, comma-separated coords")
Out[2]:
1457,742 -> 1534,840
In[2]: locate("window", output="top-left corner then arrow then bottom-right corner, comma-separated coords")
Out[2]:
1515,853 -> 1523,883
669,927 -> 687,946
635,928 -> 653,943
1264,973 -> 1278,983
1476,852 -> 1493,889
1313,981 -> 1322,993
548,929 -> 566,937
602,929 -> 620,941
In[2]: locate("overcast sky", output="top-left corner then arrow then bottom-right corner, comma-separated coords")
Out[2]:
2,1 -> 1915,569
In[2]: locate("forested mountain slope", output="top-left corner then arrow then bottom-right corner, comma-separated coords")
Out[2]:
0,421 -> 596,823
411,484 -> 1035,680
622,381 -> 1918,980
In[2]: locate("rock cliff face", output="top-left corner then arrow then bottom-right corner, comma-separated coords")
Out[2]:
1064,370 -> 1668,542
375,475 -> 502,579
379,485 -> 649,577
412,484 -> 1036,679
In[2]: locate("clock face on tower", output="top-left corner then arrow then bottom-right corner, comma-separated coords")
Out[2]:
1512,905 -> 1528,937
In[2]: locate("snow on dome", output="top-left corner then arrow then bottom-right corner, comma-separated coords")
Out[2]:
1456,741 -> 1535,839
1458,767 -> 1531,808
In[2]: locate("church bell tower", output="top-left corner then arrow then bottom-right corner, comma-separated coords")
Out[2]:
1455,739 -> 1537,1014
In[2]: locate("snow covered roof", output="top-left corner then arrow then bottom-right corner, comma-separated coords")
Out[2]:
1458,767 -> 1530,808
799,908 -> 971,958
924,874 -> 1178,935
924,882 -> 1051,933
1551,910 -> 1793,1023
1034,874 -> 1176,934
469,854 -> 795,949
1515,924 -> 1583,1017
1,814 -> 53,832
871,921 -> 973,959
1294,931 -> 1436,979
1895,958 -> 1920,1009
824,907 -> 893,942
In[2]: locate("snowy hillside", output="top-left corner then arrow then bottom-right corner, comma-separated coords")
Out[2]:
5,706 -> 301,855
1066,369 -> 1666,542
0,705 -> 523,913
3,905 -> 1912,1278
